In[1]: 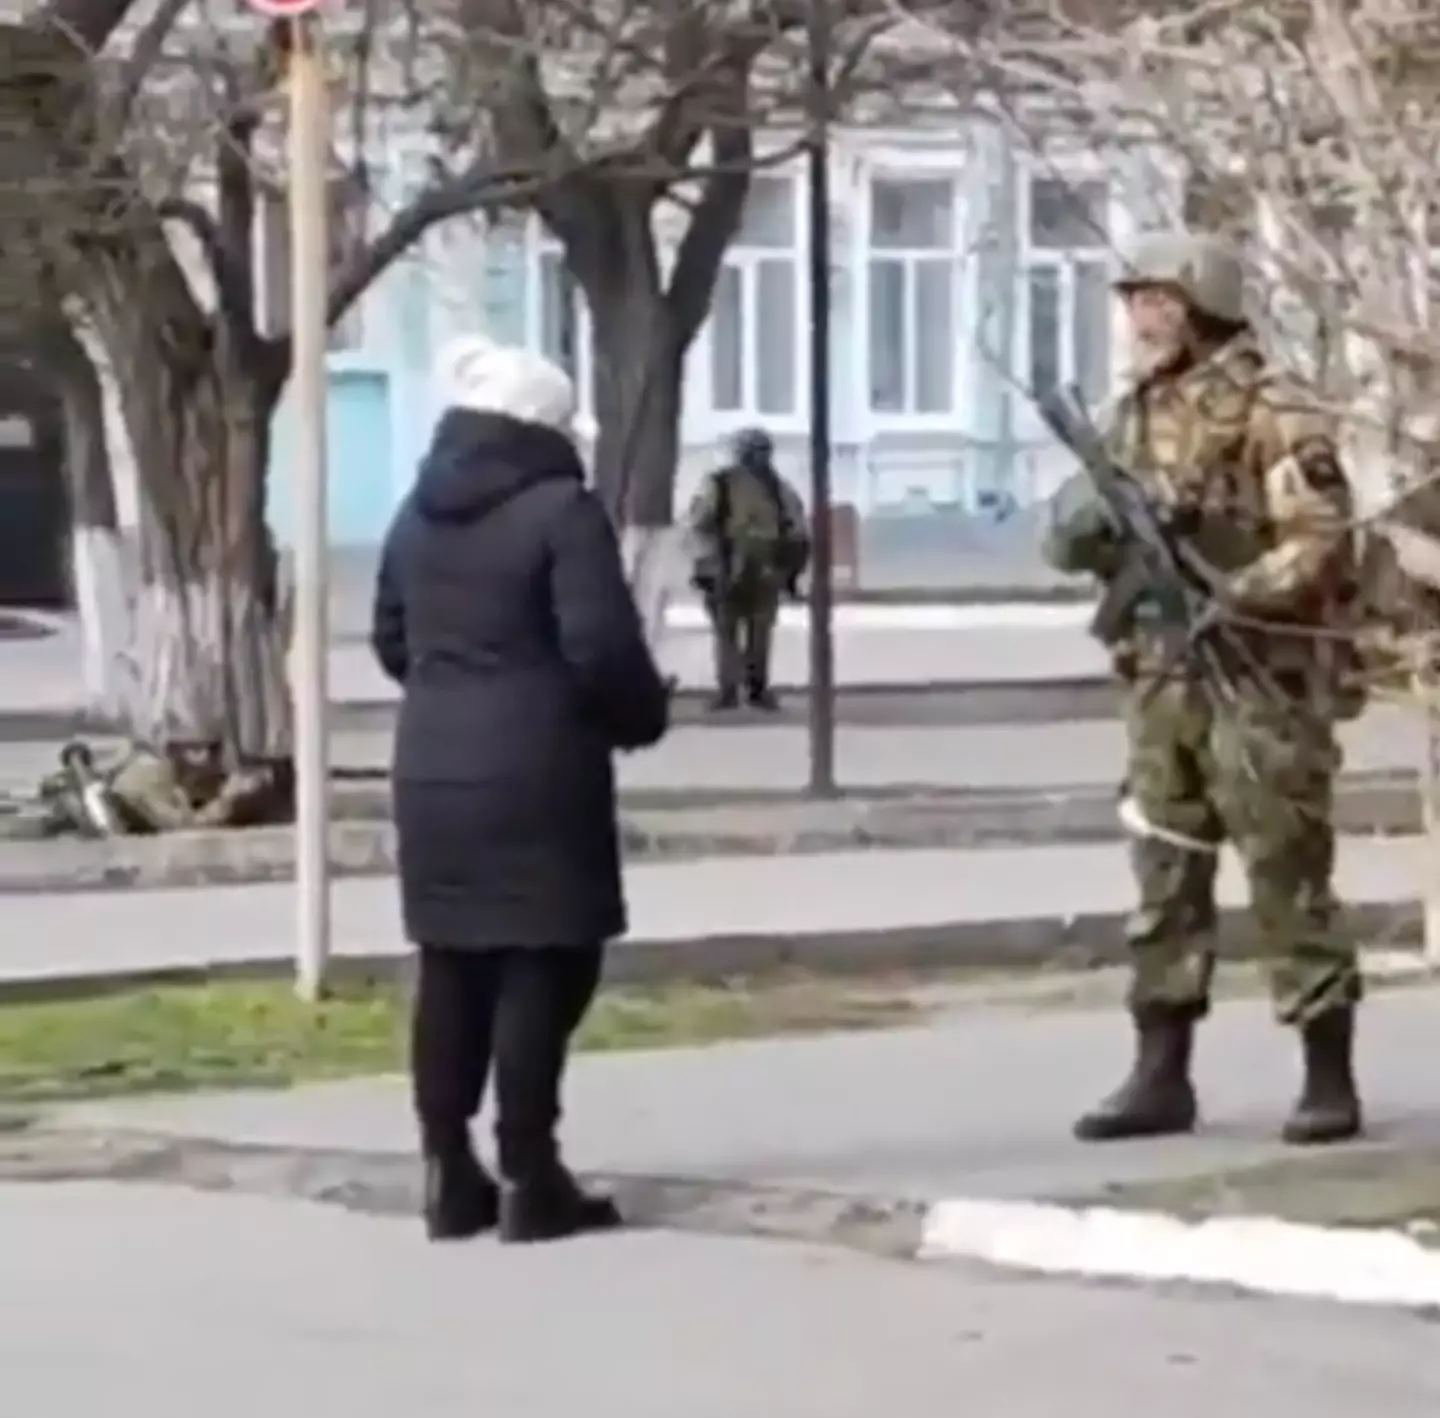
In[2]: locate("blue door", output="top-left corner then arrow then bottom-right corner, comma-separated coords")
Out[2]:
268,369 -> 394,548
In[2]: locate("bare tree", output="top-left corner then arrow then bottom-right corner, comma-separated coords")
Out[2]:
2,0 -> 946,801
0,1 -> 618,800
449,0 -> 965,640
917,0 -> 1440,953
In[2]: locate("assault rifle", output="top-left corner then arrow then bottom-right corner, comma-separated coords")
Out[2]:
1037,383 -> 1275,705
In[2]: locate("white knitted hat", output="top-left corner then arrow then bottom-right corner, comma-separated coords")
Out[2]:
434,334 -> 576,432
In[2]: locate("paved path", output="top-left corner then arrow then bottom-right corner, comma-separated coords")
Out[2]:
58,982 -> 1440,1203
0,606 -> 1108,723
11,1181 -> 1437,1417
0,706 -> 1427,790
0,838 -> 1428,986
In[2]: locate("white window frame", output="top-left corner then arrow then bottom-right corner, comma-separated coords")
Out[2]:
524,217 -> 594,422
700,171 -> 808,433
857,157 -> 968,431
1012,162 -> 1126,437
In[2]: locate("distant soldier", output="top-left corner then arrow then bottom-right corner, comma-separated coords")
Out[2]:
1042,230 -> 1365,1147
686,428 -> 810,711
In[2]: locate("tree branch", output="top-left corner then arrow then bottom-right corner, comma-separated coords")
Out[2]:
214,110 -> 261,350
156,196 -> 256,345
499,53 -> 615,267
40,0 -> 142,54
665,104 -> 754,346
262,157 -> 538,379
109,0 -> 190,130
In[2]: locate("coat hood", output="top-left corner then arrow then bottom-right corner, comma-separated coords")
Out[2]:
411,409 -> 584,522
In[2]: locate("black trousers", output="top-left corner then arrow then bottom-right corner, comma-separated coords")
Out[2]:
412,944 -> 603,1180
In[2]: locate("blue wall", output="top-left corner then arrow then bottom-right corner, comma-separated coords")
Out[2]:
267,364 -> 398,547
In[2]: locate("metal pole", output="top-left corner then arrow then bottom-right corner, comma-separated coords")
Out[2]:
288,12 -> 331,1001
805,0 -> 836,798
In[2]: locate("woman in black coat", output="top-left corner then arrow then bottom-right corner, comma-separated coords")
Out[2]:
370,336 -> 671,1245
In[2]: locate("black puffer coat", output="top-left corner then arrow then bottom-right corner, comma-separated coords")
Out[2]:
370,409 -> 670,950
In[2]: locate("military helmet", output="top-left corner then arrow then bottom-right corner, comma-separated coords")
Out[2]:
1113,231 -> 1247,325
731,426 -> 774,462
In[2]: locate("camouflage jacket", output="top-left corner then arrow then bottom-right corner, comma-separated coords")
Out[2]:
686,462 -> 809,586
1044,334 -> 1358,686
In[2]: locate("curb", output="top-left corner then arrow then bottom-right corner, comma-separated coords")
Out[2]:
0,677 -> 1122,742
9,1122 -> 1439,1310
665,601 -> 1097,632
0,900 -> 1424,1006
0,772 -> 1422,895
919,1197 -> 1440,1309
0,1126 -> 929,1260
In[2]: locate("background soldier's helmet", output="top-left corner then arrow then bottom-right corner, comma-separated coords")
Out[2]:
731,426 -> 774,463
1113,231 -> 1247,325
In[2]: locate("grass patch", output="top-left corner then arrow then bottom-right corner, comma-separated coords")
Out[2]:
0,972 -> 927,1106
4,956 -> 1426,1110
1086,1147 -> 1440,1237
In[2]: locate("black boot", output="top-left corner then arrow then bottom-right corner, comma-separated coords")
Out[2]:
498,1165 -> 622,1245
708,689 -> 739,712
1282,1009 -> 1362,1145
746,684 -> 781,711
1073,1007 -> 1199,1142
422,1149 -> 500,1242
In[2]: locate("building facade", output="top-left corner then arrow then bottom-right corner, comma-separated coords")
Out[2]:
261,120 -> 1178,581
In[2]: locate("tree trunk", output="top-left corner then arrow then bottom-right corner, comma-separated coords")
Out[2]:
42,320 -> 134,718
589,287 -> 686,652
123,358 -> 290,763
79,199 -> 291,768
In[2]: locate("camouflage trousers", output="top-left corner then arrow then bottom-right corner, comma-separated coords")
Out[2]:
705,579 -> 780,697
1122,678 -> 1359,1027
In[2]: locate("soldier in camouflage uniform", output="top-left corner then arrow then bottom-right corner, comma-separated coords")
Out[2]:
1042,231 -> 1363,1147
687,427 -> 810,711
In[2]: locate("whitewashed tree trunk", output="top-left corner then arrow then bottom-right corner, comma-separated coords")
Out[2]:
85,226 -> 292,767
588,293 -> 686,660
47,321 -> 134,718
71,527 -> 132,716
122,370 -> 291,761
620,524 -> 684,654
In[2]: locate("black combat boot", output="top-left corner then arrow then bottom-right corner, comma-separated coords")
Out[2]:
746,683 -> 781,711
1281,1008 -> 1362,1146
498,1164 -> 622,1245
422,1147 -> 500,1242
1073,1006 -> 1199,1142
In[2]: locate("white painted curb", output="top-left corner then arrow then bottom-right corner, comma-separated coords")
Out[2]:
663,601 -> 1095,632
919,1198 -> 1440,1308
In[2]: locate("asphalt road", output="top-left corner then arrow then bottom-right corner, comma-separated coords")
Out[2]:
5,1181 -> 1437,1418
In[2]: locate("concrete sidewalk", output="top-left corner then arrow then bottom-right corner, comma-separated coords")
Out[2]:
0,838 -> 1428,994
52,981 -> 1440,1209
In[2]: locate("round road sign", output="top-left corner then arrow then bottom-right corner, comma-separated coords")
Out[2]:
244,0 -> 322,16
